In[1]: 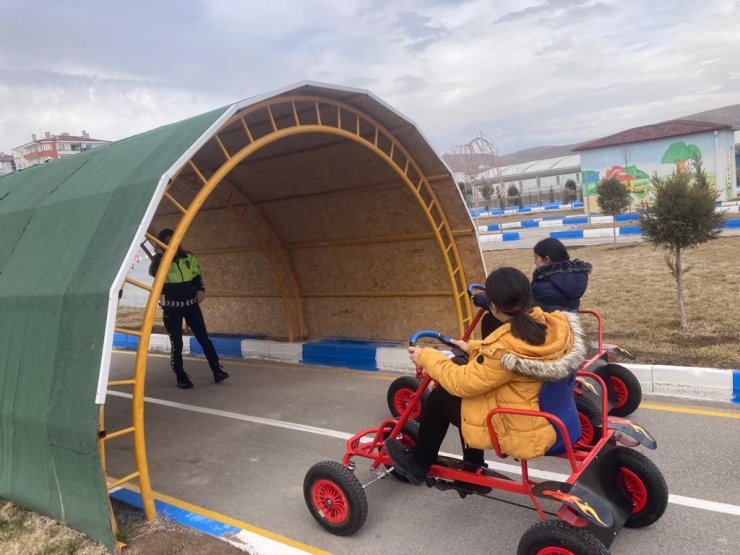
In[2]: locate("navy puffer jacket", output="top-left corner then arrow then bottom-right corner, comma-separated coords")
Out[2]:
531,259 -> 592,313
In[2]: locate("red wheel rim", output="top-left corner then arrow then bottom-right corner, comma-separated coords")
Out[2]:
620,467 -> 648,513
311,479 -> 349,524
610,376 -> 629,409
576,412 -> 595,446
394,388 -> 421,419
536,548 -> 575,555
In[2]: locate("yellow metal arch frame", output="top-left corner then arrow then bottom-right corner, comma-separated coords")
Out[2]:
111,96 -> 474,520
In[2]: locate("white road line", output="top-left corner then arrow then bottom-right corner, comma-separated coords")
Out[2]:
108,390 -> 740,517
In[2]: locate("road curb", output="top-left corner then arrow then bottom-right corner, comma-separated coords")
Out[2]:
109,487 -> 325,554
113,333 -> 740,404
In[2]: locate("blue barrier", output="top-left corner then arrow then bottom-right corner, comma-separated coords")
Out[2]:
487,223 -> 501,231
563,216 -> 589,225
733,371 -> 740,404
521,220 -> 540,228
544,203 -> 561,210
518,207 -> 532,213
724,219 -> 740,228
573,201 -> 584,208
113,332 -> 139,350
302,338 -> 381,371
551,230 -> 584,239
502,232 -> 520,241
615,212 -> 639,222
189,335 -> 254,358
619,226 -> 642,235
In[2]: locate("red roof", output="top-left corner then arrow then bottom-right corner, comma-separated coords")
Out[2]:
573,119 -> 732,151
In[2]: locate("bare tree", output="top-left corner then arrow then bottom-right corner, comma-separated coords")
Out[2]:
454,133 -> 505,213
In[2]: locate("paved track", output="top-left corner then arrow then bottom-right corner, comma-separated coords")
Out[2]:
104,353 -> 740,555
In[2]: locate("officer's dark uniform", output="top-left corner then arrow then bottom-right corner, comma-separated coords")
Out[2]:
149,245 -> 228,388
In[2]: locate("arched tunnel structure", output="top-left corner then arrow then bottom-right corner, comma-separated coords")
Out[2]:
0,82 -> 484,551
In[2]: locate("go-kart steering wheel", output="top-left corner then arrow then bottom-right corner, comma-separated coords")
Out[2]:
408,330 -> 469,366
408,330 -> 457,348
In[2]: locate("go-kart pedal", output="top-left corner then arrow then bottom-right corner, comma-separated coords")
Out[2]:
384,438 -> 427,485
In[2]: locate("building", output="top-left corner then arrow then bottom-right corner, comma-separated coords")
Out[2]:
574,120 -> 737,206
0,152 -> 15,175
12,131 -> 110,170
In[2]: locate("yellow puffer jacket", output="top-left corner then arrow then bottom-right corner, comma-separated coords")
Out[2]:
416,308 -> 585,460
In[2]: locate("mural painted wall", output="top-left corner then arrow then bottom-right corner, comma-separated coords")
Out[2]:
580,129 -> 737,206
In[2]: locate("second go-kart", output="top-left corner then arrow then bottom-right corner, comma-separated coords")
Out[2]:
304,330 -> 668,554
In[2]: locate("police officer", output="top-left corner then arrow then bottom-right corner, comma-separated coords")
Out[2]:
149,228 -> 229,389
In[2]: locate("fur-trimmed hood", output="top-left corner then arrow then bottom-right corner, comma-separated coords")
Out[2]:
533,258 -> 592,280
499,311 -> 586,382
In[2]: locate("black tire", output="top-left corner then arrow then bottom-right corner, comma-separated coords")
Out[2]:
606,447 -> 668,528
381,420 -> 420,482
574,394 -> 603,448
304,461 -> 368,536
387,376 -> 430,421
517,519 -> 609,555
598,363 -> 642,417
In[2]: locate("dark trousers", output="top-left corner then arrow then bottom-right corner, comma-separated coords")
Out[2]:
163,304 -> 220,376
415,387 -> 485,470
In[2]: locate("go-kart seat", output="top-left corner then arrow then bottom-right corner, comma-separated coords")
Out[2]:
539,373 -> 582,456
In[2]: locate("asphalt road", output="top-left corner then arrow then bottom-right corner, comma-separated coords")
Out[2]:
104,352 -> 740,555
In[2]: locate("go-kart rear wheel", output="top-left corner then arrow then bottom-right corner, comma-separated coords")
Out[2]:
609,447 -> 668,528
387,376 -> 430,421
304,461 -> 367,536
517,519 -> 609,555
574,394 -> 603,448
600,363 -> 642,417
381,420 -> 420,482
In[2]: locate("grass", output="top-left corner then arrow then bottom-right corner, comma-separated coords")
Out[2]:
0,499 -> 247,555
116,237 -> 740,369
483,237 -> 740,368
0,501 -> 107,555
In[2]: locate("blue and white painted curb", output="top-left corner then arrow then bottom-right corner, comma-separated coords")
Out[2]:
477,213 -> 740,240
114,332 -> 740,404
110,488 -> 312,554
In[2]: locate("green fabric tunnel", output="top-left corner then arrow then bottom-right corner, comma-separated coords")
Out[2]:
0,106 -> 229,551
0,81 -> 484,551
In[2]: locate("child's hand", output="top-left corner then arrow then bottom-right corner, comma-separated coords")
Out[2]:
408,346 -> 423,366
450,339 -> 469,353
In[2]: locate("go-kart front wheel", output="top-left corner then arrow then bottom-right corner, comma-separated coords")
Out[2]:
517,519 -> 609,555
304,461 -> 367,536
609,447 -> 668,528
387,376 -> 430,421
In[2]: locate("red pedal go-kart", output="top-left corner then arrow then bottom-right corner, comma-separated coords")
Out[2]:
387,284 -> 642,447
304,330 -> 668,554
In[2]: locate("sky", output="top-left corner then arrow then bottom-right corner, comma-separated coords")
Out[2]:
2,0 -> 740,156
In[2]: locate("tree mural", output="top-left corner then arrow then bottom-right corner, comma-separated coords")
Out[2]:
661,141 -> 701,174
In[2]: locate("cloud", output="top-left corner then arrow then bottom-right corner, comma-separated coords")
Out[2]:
1,0 -> 739,156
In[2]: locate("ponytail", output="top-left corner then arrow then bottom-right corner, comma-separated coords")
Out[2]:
509,310 -> 546,346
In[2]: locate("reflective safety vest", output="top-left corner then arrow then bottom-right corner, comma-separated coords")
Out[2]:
166,253 -> 201,284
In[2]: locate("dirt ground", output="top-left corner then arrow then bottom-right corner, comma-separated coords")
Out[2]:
0,499 -> 248,555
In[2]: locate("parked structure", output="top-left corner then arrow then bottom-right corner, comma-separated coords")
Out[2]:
12,131 -> 110,170
0,152 -> 15,175
575,120 -> 737,209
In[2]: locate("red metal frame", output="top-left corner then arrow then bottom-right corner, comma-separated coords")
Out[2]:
343,364 -> 613,526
